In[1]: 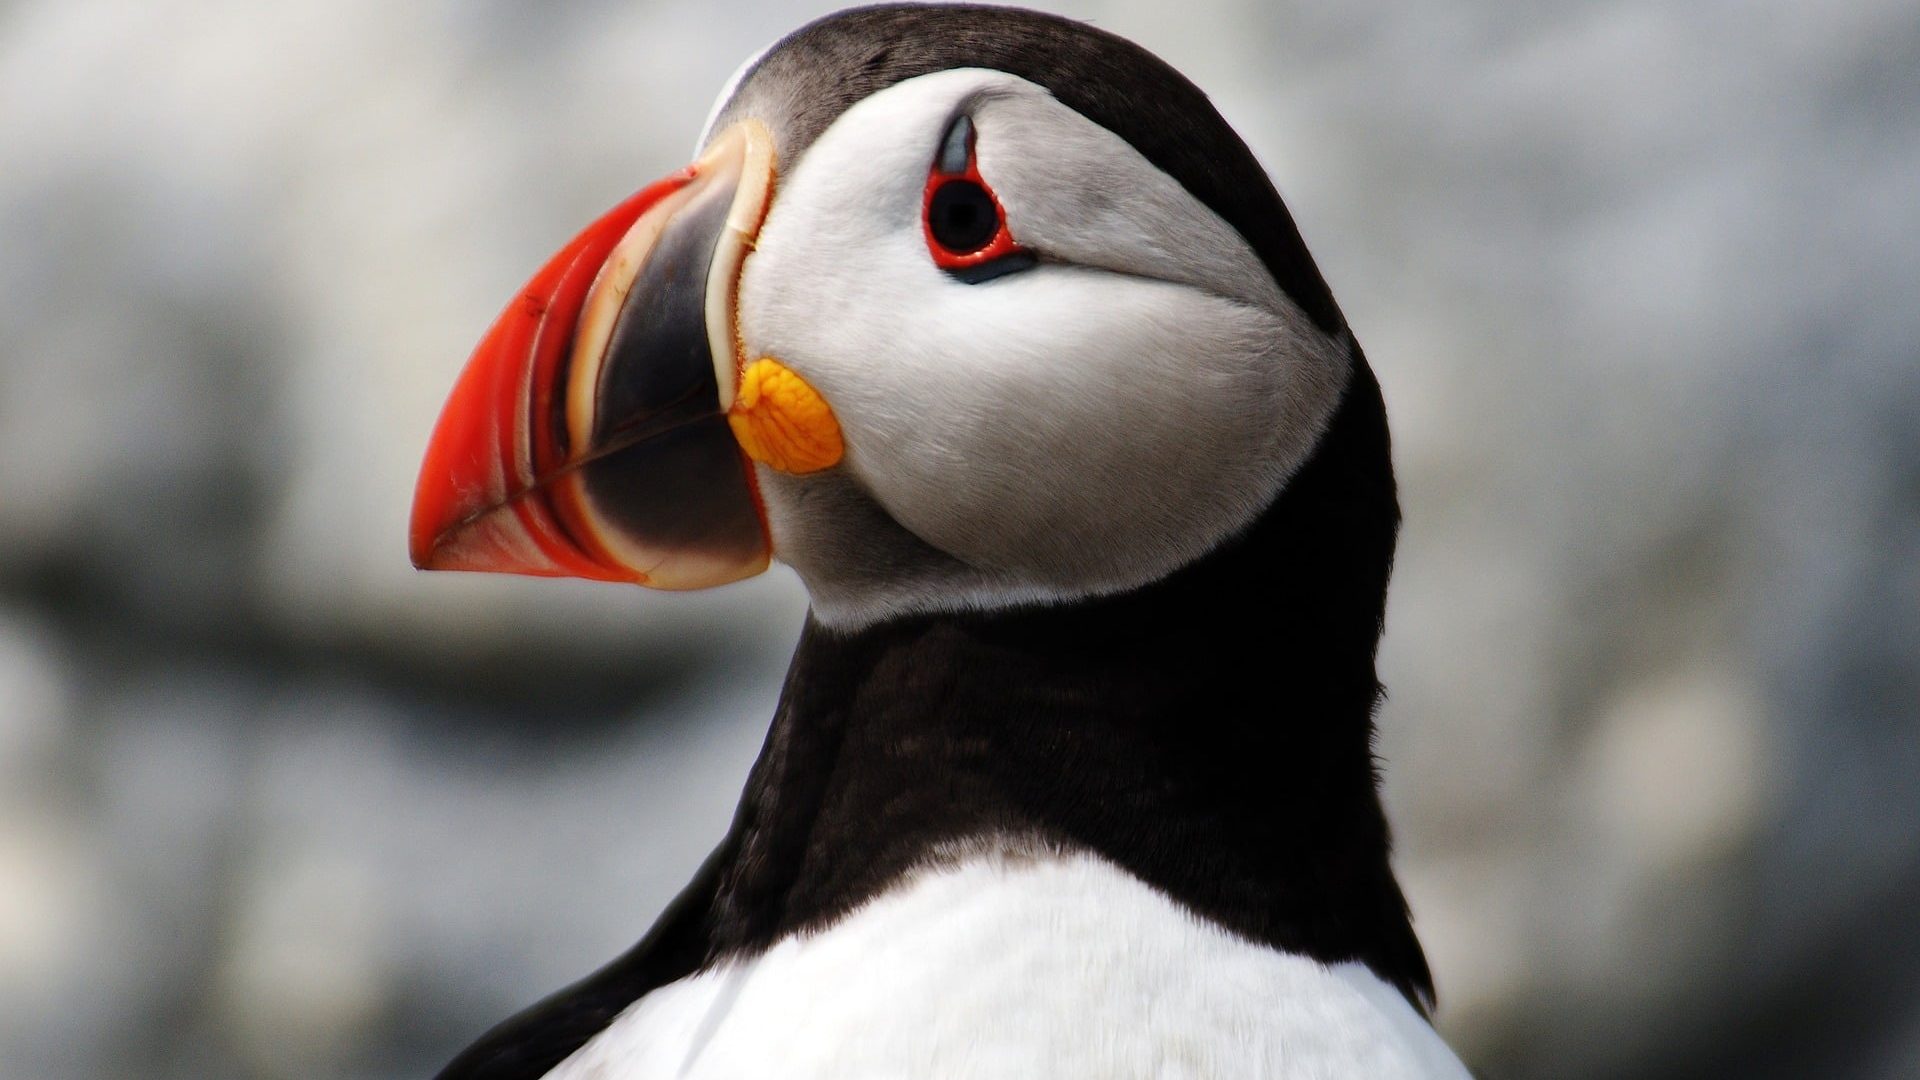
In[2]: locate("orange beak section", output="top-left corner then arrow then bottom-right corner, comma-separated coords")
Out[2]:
410,121 -> 777,589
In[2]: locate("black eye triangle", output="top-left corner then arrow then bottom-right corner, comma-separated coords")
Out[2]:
936,114 -> 973,175
945,250 -> 1037,284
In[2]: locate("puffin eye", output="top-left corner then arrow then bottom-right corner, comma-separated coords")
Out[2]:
923,114 -> 1035,284
927,179 -> 1000,254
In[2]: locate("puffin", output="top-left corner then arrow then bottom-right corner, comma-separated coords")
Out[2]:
408,5 -> 1470,1078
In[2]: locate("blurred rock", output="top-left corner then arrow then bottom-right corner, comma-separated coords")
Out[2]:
215,846 -> 394,1078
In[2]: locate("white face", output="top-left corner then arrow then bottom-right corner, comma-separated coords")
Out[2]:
732,69 -> 1351,627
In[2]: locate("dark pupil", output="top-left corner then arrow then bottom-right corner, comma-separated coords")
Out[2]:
928,179 -> 1000,254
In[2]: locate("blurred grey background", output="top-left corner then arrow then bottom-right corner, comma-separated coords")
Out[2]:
1,0 -> 1915,1077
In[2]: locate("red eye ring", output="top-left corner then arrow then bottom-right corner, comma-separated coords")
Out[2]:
922,123 -> 1025,272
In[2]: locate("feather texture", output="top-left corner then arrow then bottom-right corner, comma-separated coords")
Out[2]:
550,848 -> 1467,1079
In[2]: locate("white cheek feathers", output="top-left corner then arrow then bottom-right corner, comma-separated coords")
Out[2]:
735,69 -> 1351,628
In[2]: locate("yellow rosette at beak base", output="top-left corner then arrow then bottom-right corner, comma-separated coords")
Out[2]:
728,357 -> 845,475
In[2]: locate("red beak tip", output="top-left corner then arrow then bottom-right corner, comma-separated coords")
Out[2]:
408,540 -> 438,572
408,526 -> 459,573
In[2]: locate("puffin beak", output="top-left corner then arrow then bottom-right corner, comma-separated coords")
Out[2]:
409,120 -> 780,589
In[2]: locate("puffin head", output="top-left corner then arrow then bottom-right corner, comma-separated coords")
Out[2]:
410,4 -> 1378,631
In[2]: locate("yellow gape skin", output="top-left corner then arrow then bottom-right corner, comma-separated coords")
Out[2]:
728,357 -> 845,474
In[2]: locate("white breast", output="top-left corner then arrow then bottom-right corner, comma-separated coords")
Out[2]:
547,847 -> 1468,1080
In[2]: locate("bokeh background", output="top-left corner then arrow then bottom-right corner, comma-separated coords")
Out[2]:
2,0 -> 1916,1077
